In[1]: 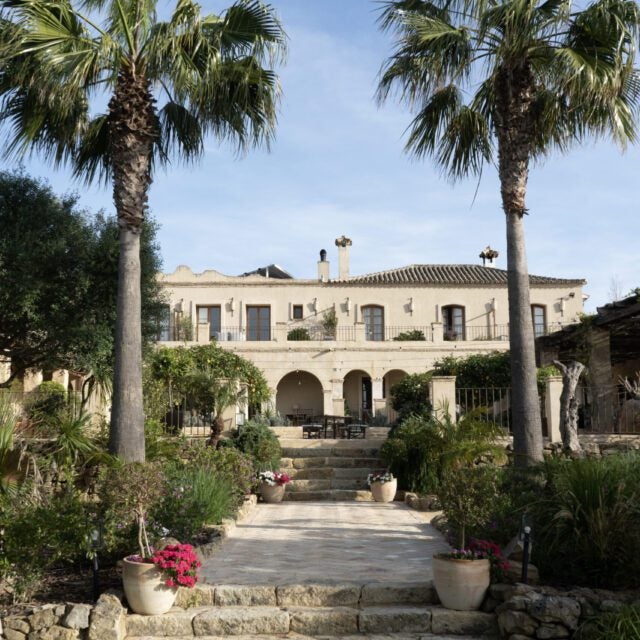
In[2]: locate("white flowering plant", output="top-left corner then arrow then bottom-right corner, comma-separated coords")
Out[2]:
367,471 -> 394,485
257,470 -> 291,486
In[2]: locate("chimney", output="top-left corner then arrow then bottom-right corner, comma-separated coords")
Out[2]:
317,249 -> 330,282
479,245 -> 499,268
335,235 -> 352,280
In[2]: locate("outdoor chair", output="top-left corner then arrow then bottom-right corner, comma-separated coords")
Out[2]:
347,423 -> 367,439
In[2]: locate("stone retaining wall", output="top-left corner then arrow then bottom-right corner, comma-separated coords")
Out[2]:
1,593 -> 123,640
492,582 -> 640,639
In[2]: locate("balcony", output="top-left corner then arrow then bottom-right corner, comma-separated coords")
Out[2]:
158,322 -> 569,344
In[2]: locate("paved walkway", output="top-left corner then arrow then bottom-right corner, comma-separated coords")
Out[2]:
201,501 -> 449,585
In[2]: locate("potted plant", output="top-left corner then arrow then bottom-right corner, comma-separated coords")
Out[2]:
367,471 -> 397,503
321,307 -> 338,339
257,470 -> 291,503
99,463 -> 201,615
433,465 -> 498,610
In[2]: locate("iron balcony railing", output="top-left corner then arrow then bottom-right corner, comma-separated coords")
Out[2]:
160,321 -> 573,344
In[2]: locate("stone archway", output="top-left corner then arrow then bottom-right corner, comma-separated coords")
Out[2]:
342,369 -> 373,422
276,370 -> 324,423
383,369 -> 408,423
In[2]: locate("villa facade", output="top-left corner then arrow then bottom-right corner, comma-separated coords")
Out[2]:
157,237 -> 585,422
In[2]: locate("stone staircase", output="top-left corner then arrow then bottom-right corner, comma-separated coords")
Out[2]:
279,441 -> 386,501
124,582 -> 498,639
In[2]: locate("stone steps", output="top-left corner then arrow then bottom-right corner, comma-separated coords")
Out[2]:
124,583 -> 498,638
284,489 -> 374,501
281,458 -> 385,470
126,606 -> 497,638
280,447 -> 382,459
288,478 -> 369,492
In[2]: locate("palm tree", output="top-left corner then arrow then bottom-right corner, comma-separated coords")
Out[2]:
377,0 -> 638,466
0,0 -> 285,462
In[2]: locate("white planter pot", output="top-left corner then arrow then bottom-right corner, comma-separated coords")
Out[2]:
122,557 -> 177,615
260,482 -> 286,503
432,556 -> 490,611
370,478 -> 397,503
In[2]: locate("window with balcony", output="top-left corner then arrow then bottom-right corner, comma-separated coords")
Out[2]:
531,304 -> 547,338
247,305 -> 271,341
362,305 -> 384,341
442,305 -> 465,340
155,304 -> 171,341
197,305 -> 221,340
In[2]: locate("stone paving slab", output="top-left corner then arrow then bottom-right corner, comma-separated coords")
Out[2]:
201,502 -> 448,585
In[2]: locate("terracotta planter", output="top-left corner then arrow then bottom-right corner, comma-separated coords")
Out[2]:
122,557 -> 177,615
260,482 -> 286,503
370,478 -> 397,503
432,556 -> 490,611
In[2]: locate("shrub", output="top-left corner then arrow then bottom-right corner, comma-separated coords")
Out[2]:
287,327 -> 311,341
393,329 -> 426,341
578,605 -> 640,640
232,422 -> 281,471
530,454 -> 640,589
390,373 -> 432,422
154,464 -> 234,542
27,381 -> 68,424
183,443 -> 254,504
1,485 -> 92,600
380,411 -> 505,495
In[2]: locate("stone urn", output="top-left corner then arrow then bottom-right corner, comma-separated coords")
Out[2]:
432,555 -> 490,610
122,557 -> 177,615
260,482 -> 286,503
370,478 -> 397,503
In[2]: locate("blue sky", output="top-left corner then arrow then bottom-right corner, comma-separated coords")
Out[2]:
3,0 -> 639,311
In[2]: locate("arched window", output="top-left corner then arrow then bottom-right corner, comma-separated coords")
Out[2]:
442,305 -> 465,341
531,304 -> 547,338
362,305 -> 384,341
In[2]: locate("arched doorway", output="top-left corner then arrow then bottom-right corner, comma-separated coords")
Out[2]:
384,369 -> 408,423
343,369 -> 373,422
276,371 -> 324,424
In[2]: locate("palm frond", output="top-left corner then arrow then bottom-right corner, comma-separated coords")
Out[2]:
157,101 -> 204,162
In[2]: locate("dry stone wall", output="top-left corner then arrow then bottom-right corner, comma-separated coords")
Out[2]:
493,582 -> 640,639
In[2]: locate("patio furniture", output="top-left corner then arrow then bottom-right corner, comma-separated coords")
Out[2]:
347,423 -> 367,439
302,423 -> 324,439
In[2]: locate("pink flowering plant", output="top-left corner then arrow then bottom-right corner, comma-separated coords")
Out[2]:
257,470 -> 291,486
469,538 -> 510,582
150,543 -> 201,588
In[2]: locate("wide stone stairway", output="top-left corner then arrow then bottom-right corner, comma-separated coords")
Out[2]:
275,427 -> 388,502
120,429 -> 498,639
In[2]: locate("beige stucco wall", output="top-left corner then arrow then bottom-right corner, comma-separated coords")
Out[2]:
158,264 -> 584,418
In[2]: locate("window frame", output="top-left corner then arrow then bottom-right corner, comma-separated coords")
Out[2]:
292,304 -> 304,320
247,305 -> 271,341
362,304 -> 385,341
442,305 -> 466,341
531,304 -> 547,338
196,304 -> 222,340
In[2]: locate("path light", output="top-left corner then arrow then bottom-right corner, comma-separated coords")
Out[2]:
89,519 -> 104,601
519,515 -> 533,584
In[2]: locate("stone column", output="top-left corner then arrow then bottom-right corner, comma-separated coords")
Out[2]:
429,376 -> 457,423
331,379 -> 345,416
545,376 -> 563,443
323,389 -> 334,416
372,377 -> 385,420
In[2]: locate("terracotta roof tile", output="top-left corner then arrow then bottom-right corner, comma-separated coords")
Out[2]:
336,264 -> 585,286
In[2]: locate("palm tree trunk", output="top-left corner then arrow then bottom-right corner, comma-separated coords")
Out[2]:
495,66 -> 544,467
110,226 -> 145,461
108,68 -> 156,462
